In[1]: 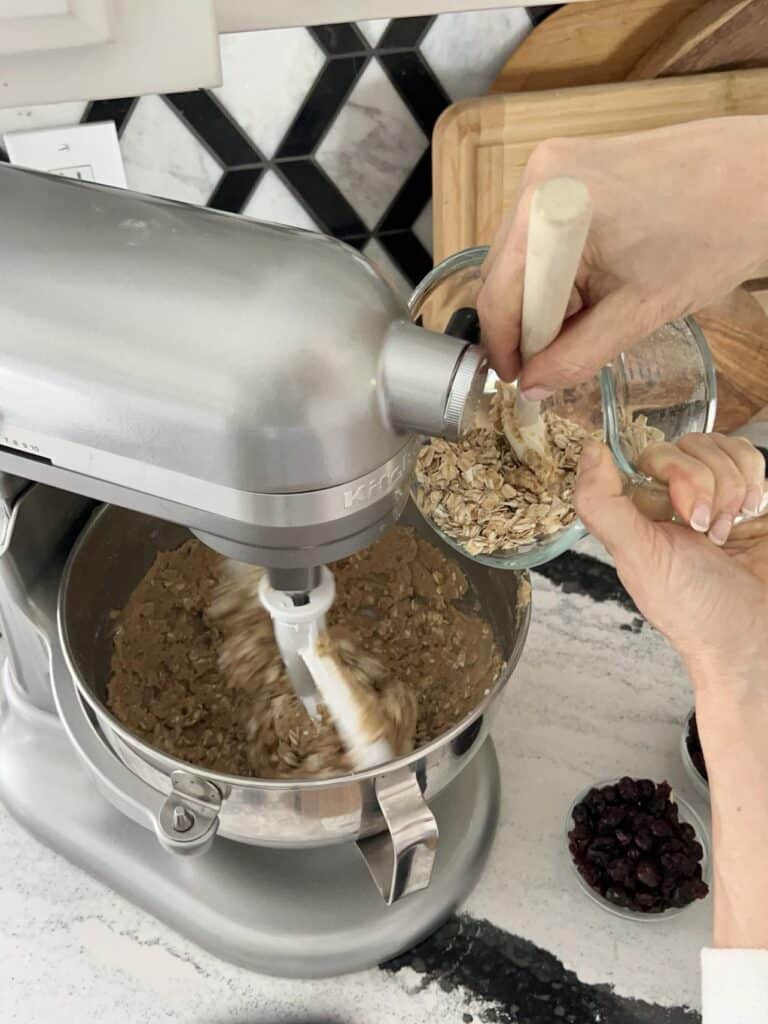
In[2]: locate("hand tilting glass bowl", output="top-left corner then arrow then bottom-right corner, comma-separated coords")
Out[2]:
408,247 -> 717,570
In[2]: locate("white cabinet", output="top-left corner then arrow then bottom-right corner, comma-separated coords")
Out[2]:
215,1 -> 592,32
0,0 -> 596,107
0,0 -> 221,106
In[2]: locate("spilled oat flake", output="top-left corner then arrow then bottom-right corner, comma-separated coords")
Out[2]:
106,527 -> 501,780
415,381 -> 663,557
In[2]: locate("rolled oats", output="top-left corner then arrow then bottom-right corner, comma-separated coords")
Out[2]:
415,381 -> 663,557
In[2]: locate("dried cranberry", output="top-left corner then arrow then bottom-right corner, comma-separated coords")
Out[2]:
635,892 -> 660,910
635,829 -> 654,852
585,847 -> 610,867
615,829 -> 632,848
664,802 -> 680,824
591,836 -> 617,852
608,858 -> 632,883
661,851 -> 688,875
688,840 -> 704,861
636,860 -> 661,889
649,795 -> 668,816
637,779 -> 655,801
617,777 -> 637,801
572,803 -> 589,825
602,805 -> 627,828
630,811 -> 654,830
605,886 -> 629,907
680,858 -> 698,879
578,862 -> 601,888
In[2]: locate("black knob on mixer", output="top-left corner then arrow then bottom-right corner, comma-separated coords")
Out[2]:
445,307 -> 481,345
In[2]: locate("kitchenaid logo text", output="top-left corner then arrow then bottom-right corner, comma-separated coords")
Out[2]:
343,453 -> 411,510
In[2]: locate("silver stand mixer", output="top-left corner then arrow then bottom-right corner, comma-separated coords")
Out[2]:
0,165 -> 530,977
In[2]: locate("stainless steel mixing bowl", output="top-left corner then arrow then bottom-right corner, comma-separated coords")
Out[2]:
58,502 -> 530,855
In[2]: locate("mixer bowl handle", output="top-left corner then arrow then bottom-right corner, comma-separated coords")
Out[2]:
356,766 -> 438,905
51,637 -> 220,857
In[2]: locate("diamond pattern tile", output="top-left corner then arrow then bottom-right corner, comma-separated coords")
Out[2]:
120,94 -> 221,205
315,58 -> 427,230
412,199 -> 433,257
364,237 -> 412,301
421,9 -> 531,101
243,169 -> 318,231
2,11 -> 540,284
356,18 -> 390,47
214,28 -> 324,159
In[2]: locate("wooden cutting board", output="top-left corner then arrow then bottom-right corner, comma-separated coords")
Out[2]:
492,0 -> 768,92
491,0 -> 703,93
629,0 -> 768,78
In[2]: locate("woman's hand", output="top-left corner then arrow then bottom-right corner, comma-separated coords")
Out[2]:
477,117 -> 768,392
575,431 -> 768,949
574,433 -> 768,688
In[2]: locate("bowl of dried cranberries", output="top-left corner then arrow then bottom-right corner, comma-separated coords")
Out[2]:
567,777 -> 710,920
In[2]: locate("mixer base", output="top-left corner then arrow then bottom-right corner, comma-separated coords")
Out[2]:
0,667 -> 500,979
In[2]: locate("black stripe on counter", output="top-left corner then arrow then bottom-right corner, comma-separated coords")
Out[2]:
382,914 -> 698,1024
533,551 -> 639,615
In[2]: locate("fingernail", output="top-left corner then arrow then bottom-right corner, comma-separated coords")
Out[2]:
520,386 -> 555,402
761,491 -> 768,514
690,502 -> 711,533
742,486 -> 764,517
578,440 -> 602,474
708,514 -> 733,547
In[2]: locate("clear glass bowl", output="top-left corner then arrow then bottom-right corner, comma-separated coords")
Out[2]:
409,246 -> 717,570
681,709 -> 710,801
566,778 -> 711,923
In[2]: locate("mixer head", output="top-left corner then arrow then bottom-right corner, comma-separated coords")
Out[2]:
0,164 -> 486,575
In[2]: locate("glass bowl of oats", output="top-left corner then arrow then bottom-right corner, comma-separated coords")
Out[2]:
408,247 -> 717,569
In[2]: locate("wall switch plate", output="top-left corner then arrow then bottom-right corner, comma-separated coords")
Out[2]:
3,120 -> 126,186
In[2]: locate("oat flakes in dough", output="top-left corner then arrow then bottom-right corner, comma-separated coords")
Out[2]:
107,527 -> 501,780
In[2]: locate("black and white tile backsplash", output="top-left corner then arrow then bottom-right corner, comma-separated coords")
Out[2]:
0,9 -> 551,296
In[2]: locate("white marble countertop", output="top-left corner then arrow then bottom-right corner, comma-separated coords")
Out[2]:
0,541 -> 707,1023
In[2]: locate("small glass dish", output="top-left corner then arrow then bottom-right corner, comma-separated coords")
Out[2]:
681,709 -> 710,801
408,247 -> 717,570
566,778 -> 711,922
